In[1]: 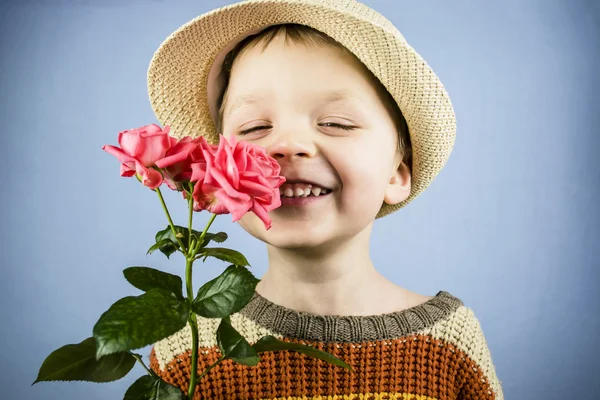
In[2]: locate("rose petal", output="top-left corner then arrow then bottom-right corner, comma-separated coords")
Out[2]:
134,161 -> 163,189
214,189 -> 252,221
250,201 -> 273,230
155,141 -> 196,168
102,144 -> 137,165
190,162 -> 207,184
117,125 -> 171,166
120,161 -> 136,177
237,176 -> 273,197
208,166 -> 250,200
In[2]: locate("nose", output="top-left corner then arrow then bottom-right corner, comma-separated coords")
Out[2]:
266,132 -> 317,162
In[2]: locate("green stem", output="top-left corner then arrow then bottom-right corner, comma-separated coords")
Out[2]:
185,256 -> 200,400
194,214 -> 217,255
186,182 -> 196,257
185,185 -> 219,399
131,353 -> 154,377
197,355 -> 226,382
155,186 -> 186,252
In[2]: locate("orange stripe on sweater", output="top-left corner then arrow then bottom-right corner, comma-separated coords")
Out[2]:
149,334 -> 497,400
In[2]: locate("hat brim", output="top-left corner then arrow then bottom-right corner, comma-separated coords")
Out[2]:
147,0 -> 456,218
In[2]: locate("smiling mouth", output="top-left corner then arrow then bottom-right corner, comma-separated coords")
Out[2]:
279,184 -> 333,197
280,188 -> 333,198
279,189 -> 333,207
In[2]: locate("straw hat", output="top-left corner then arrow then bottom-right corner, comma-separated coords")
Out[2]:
147,0 -> 456,218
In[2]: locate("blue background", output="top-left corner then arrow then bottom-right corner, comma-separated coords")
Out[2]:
2,0 -> 598,399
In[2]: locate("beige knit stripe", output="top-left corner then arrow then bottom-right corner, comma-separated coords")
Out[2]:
151,312 -> 280,370
152,306 -> 501,398
418,306 -> 503,400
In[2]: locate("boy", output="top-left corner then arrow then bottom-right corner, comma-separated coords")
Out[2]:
147,1 -> 504,399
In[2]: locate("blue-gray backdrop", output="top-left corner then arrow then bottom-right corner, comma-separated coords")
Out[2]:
2,0 -> 599,399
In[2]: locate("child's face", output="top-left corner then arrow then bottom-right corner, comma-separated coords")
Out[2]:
221,34 -> 410,250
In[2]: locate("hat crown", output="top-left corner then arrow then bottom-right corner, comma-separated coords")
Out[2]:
237,0 -> 399,34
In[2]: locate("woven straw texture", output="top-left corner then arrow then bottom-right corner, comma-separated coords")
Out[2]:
147,0 -> 457,218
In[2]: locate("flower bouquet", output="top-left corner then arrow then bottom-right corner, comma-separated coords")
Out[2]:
33,124 -> 352,399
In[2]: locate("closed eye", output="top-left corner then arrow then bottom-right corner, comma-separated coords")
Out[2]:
238,126 -> 268,135
321,123 -> 356,131
239,123 -> 356,136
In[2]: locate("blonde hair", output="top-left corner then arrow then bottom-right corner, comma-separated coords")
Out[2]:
216,23 -> 412,173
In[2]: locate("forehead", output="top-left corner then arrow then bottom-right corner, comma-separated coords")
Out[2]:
225,89 -> 367,118
223,39 -> 381,117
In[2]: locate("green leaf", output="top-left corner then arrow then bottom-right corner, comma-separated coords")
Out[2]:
93,288 -> 190,359
32,337 -> 135,384
197,247 -> 250,267
192,265 -> 259,318
123,375 -> 185,400
152,225 -> 194,258
216,316 -> 260,366
199,232 -> 228,247
123,266 -> 183,300
153,226 -> 224,258
147,238 -> 178,259
252,335 -> 354,371
155,225 -> 188,244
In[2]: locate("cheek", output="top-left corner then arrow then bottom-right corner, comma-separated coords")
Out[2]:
332,145 -> 391,215
334,144 -> 387,192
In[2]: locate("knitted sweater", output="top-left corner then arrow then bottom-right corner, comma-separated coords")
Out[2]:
149,290 -> 504,400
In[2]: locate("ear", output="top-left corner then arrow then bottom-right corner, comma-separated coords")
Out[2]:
383,158 -> 411,205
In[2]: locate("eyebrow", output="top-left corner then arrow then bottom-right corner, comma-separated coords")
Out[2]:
225,89 -> 364,117
225,94 -> 263,117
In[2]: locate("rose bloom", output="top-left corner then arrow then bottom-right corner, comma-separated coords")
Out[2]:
190,135 -> 285,230
102,124 -> 171,189
155,136 -> 211,192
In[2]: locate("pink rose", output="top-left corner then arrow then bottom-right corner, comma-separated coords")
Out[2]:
155,136 -> 211,192
102,124 -> 172,189
190,135 -> 285,230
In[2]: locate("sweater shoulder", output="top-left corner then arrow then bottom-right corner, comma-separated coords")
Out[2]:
421,303 -> 504,400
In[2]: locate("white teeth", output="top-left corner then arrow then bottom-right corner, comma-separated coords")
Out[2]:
280,185 -> 331,198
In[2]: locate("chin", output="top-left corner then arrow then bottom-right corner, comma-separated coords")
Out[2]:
265,235 -> 327,251
261,222 -> 332,248
237,220 -> 333,252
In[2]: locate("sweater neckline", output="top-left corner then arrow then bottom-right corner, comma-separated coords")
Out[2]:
238,289 -> 464,343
